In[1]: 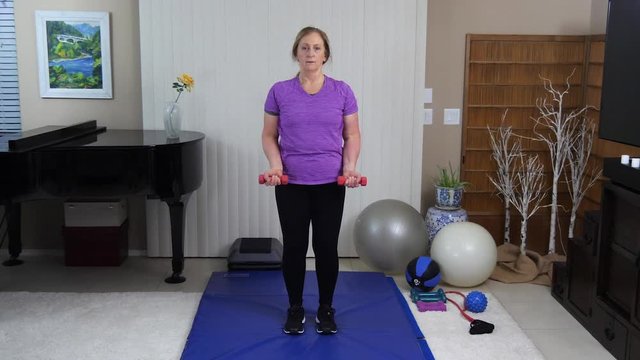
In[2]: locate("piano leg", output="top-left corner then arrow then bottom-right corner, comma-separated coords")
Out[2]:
2,202 -> 24,266
164,198 -> 187,283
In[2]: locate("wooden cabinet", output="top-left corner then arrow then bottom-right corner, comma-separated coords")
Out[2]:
553,162 -> 640,359
597,181 -> 640,312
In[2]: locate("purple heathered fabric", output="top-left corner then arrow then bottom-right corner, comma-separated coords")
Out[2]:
264,75 -> 358,185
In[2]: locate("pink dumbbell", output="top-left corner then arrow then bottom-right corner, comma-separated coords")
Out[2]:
416,300 -> 447,312
258,174 -> 289,185
337,176 -> 368,186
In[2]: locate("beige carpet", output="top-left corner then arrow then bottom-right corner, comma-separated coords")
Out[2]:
0,288 -> 543,360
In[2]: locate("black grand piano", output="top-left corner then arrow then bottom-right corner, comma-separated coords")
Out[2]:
0,121 -> 204,283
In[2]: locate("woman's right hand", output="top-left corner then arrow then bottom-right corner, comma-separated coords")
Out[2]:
262,168 -> 284,186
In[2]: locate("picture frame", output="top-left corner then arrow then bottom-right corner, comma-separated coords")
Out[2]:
35,10 -> 112,99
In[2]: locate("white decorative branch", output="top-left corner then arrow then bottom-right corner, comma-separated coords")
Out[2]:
491,154 -> 547,255
565,119 -> 602,238
530,70 -> 588,254
487,110 -> 522,244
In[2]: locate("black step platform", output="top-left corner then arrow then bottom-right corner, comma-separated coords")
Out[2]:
227,237 -> 283,270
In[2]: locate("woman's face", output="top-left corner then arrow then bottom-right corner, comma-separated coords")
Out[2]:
296,32 -> 326,72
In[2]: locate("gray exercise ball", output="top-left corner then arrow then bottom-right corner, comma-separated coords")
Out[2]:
354,199 -> 427,274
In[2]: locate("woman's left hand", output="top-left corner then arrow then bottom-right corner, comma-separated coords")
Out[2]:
341,169 -> 362,188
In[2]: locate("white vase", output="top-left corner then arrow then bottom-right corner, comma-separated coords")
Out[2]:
163,101 -> 182,138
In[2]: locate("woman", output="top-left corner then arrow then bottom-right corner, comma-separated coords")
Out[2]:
261,26 -> 362,335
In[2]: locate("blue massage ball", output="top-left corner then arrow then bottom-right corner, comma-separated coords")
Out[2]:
465,291 -> 488,313
405,256 -> 441,292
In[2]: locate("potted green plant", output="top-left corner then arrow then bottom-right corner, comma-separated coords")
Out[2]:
434,162 -> 469,210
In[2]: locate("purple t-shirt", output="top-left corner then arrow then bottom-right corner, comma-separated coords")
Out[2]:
264,75 -> 358,185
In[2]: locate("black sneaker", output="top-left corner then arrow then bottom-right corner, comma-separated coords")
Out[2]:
283,305 -> 305,335
315,305 -> 337,335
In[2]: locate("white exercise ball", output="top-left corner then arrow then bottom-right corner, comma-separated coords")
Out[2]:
430,222 -> 497,287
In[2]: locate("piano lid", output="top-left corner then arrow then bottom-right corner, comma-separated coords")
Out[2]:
48,129 -> 205,149
1,120 -> 105,152
1,121 -> 205,152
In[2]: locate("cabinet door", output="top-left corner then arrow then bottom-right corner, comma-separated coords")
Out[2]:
603,248 -> 636,315
567,237 -> 596,320
599,182 -> 640,328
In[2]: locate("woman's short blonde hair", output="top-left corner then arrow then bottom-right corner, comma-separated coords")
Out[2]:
291,26 -> 331,64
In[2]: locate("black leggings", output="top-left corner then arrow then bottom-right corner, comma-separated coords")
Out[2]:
275,183 -> 345,307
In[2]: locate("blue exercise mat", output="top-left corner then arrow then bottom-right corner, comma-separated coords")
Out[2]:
181,271 -> 434,360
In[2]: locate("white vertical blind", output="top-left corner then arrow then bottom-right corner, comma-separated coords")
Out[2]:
140,0 -> 427,257
0,0 -> 20,132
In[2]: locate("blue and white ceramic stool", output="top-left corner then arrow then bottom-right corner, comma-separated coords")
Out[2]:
425,206 -> 468,253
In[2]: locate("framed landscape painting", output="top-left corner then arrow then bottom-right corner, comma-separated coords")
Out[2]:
35,11 -> 112,99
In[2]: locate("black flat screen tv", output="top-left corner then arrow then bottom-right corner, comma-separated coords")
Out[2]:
599,0 -> 640,148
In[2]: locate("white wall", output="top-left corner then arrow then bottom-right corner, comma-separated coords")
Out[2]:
591,0 -> 609,33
